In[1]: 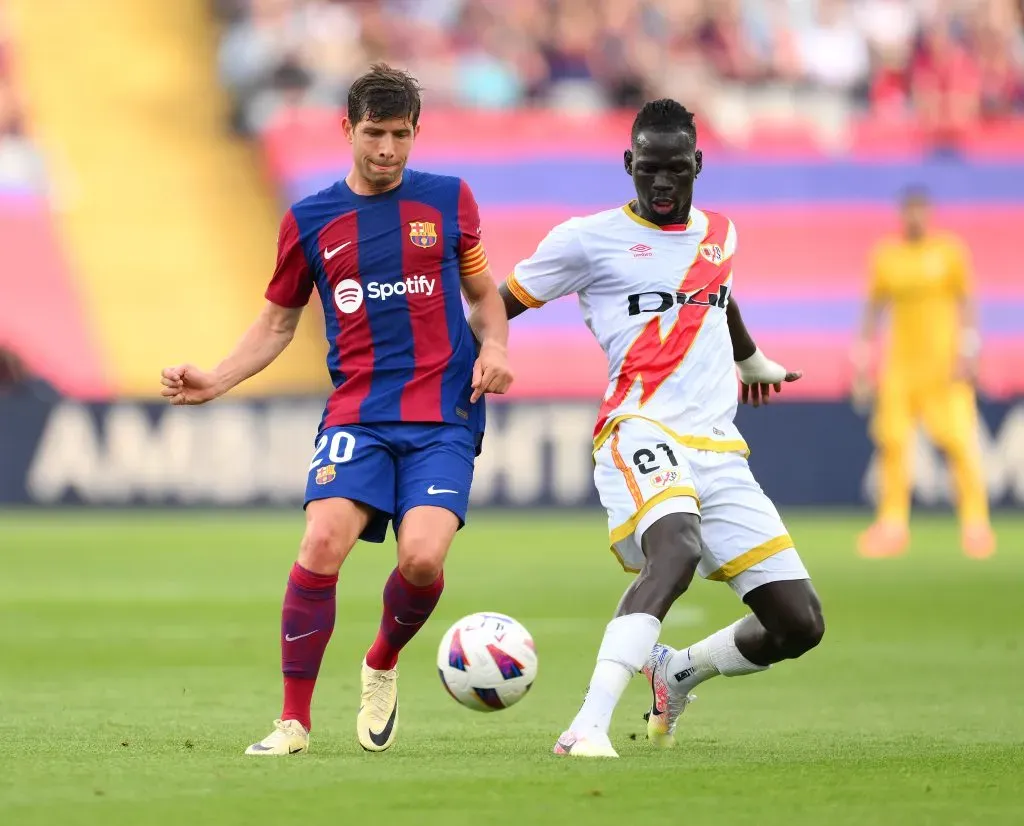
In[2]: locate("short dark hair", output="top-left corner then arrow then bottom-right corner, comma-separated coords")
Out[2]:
347,63 -> 422,126
631,99 -> 697,143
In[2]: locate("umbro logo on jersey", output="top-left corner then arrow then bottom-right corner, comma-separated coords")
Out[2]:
630,243 -> 653,258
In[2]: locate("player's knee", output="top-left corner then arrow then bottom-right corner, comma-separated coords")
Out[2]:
782,599 -> 825,657
298,522 -> 355,574
398,546 -> 444,587
397,527 -> 447,586
396,509 -> 458,586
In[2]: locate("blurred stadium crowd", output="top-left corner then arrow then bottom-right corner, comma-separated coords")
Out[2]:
0,5 -> 43,191
213,0 -> 1024,138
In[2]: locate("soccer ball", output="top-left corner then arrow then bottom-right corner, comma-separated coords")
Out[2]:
437,612 -> 537,712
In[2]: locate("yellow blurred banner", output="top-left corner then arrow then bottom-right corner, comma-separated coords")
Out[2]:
7,0 -> 330,397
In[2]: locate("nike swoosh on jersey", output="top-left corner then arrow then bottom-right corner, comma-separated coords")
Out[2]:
427,485 -> 458,495
324,242 -> 351,259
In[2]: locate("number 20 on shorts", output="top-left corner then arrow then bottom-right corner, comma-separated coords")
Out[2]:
309,430 -> 356,471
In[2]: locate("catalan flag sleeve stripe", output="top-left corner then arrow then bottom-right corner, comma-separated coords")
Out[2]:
459,242 -> 490,277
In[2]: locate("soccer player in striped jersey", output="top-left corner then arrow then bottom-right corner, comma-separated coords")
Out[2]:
160,64 -> 512,755
500,100 -> 823,757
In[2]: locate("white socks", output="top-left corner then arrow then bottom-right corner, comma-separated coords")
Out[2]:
667,616 -> 768,690
570,613 -> 662,735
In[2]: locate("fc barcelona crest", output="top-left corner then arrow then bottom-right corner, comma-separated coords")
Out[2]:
699,243 -> 723,265
315,464 -> 336,485
409,221 -> 438,248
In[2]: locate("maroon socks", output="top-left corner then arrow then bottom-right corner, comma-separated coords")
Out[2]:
365,567 -> 445,671
280,563 -> 337,730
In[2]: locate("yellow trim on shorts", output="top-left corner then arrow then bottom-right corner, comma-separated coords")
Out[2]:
593,414 -> 750,457
608,486 -> 701,573
705,534 -> 794,582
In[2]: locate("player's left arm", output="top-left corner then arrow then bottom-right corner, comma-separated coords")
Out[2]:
456,179 -> 513,403
721,219 -> 801,407
461,268 -> 513,403
950,238 -> 981,382
727,297 -> 802,407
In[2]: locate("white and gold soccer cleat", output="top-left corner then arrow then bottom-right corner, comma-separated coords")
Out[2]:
642,643 -> 696,749
552,729 -> 619,758
244,718 -> 309,755
357,659 -> 399,752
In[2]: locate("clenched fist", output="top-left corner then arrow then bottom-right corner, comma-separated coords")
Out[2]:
470,341 -> 514,403
160,364 -> 221,405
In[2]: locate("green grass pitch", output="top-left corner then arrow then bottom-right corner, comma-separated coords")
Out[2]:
1,510 -> 1022,825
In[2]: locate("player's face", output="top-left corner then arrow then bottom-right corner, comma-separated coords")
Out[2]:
344,115 -> 419,192
625,130 -> 700,225
902,199 -> 930,239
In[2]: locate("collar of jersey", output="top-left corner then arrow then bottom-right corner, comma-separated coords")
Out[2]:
341,174 -> 407,199
622,202 -> 692,232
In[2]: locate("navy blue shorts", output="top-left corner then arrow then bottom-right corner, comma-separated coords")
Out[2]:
304,422 -> 476,543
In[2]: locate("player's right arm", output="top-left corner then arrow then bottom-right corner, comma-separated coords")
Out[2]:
499,218 -> 590,319
852,243 -> 889,410
160,209 -> 313,405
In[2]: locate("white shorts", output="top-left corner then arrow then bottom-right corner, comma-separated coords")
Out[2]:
594,417 -> 809,598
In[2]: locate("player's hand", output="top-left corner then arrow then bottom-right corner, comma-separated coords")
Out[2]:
736,349 -> 801,407
740,371 -> 802,407
850,372 -> 873,414
470,341 -> 514,403
954,353 -> 979,385
160,364 -> 221,405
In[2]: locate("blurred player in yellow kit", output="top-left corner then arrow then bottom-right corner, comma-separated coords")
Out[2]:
853,187 -> 995,560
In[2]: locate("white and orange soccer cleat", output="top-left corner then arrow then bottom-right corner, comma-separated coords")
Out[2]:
552,729 -> 619,758
642,643 -> 696,749
244,719 -> 309,755
357,659 -> 399,752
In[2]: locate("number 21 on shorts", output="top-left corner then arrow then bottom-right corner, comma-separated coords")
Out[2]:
632,442 -> 678,475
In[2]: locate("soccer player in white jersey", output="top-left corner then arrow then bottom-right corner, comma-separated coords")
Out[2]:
499,100 -> 826,758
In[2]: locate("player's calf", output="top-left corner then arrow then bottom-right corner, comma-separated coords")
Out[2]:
357,506 -> 458,752
561,513 -> 702,748
740,579 -> 825,663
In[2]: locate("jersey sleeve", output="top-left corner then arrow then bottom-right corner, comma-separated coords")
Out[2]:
505,218 -> 589,308
265,208 -> 314,308
457,179 -> 490,278
947,237 -> 973,298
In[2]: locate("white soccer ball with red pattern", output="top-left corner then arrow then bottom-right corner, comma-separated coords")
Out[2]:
436,612 -> 537,712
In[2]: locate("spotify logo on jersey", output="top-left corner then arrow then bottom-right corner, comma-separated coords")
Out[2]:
334,279 -> 364,314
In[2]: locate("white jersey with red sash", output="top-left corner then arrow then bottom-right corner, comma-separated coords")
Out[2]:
506,203 -> 744,455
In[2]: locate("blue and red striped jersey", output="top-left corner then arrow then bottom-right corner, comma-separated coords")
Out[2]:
265,169 -> 490,443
